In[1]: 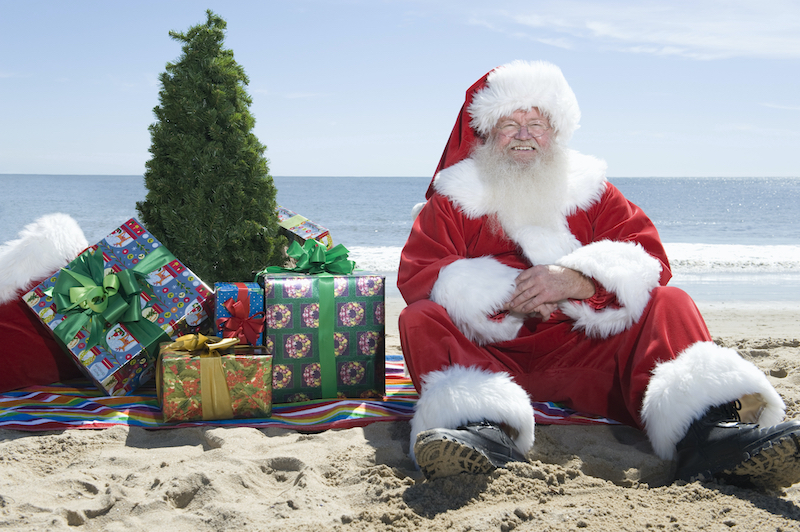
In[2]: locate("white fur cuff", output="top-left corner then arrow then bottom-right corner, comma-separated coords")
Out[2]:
409,365 -> 535,463
430,257 -> 524,345
556,240 -> 662,338
641,341 -> 785,460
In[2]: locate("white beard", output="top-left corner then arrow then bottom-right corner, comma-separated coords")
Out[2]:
471,138 -> 569,234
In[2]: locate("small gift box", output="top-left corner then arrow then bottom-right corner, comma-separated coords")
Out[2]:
157,334 -> 273,423
256,240 -> 385,403
277,205 -> 333,250
214,282 -> 265,345
23,219 -> 212,396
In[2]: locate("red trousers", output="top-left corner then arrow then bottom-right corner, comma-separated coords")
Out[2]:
399,286 -> 712,429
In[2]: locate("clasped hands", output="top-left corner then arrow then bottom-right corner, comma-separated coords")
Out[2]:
501,265 -> 595,321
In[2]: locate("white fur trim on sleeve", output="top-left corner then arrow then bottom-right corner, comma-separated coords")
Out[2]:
430,257 -> 524,345
555,240 -> 662,338
409,365 -> 535,463
0,213 -> 88,305
641,341 -> 785,461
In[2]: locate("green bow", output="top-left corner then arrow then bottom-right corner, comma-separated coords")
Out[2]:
48,247 -> 173,351
258,240 -> 356,277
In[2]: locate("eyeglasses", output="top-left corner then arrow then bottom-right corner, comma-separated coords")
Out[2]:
494,121 -> 551,138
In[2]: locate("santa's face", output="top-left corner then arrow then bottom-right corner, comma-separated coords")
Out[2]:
490,108 -> 553,164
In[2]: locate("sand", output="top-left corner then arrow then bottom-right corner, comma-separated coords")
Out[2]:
2,297 -> 800,531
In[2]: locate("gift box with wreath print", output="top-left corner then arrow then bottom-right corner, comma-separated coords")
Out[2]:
257,272 -> 385,403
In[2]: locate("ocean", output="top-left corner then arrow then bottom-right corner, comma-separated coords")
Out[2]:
1,174 -> 799,302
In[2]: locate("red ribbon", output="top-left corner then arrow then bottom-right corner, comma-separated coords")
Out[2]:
216,283 -> 265,345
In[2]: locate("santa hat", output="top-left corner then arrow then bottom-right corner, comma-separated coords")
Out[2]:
0,213 -> 88,393
426,60 -> 580,199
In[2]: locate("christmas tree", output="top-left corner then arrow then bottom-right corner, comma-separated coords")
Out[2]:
137,10 -> 285,284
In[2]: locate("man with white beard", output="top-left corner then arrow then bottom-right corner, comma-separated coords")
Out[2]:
398,60 -> 800,491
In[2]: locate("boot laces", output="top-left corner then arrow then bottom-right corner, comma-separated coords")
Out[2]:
719,400 -> 742,422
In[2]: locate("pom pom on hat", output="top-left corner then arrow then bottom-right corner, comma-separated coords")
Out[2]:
468,60 -> 581,142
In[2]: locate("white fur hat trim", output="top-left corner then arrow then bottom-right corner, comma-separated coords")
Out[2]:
468,60 -> 581,142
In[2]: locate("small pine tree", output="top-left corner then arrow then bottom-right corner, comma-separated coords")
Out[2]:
137,10 -> 285,284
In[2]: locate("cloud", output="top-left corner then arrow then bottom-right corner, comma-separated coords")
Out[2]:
284,92 -> 325,100
463,0 -> 800,60
714,123 -> 800,137
760,103 -> 800,111
250,88 -> 324,99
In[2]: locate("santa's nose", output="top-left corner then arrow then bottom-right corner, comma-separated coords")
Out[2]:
515,126 -> 534,139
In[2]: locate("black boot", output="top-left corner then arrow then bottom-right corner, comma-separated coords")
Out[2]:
675,401 -> 800,490
414,421 -> 528,480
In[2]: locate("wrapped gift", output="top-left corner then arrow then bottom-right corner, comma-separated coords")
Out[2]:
277,205 -> 333,250
23,219 -> 212,396
157,334 -> 273,422
214,282 -> 265,345
256,241 -> 385,403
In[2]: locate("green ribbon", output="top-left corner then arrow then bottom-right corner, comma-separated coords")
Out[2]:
317,275 -> 336,399
256,240 -> 354,399
48,247 -> 175,352
256,240 -> 356,277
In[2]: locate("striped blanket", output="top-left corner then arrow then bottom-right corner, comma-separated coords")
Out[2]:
0,356 -> 617,432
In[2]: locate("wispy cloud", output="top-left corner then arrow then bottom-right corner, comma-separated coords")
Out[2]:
761,103 -> 800,111
463,0 -> 800,60
284,92 -> 325,100
714,123 -> 799,137
250,89 -> 324,100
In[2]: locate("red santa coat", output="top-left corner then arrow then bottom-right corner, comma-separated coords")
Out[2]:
399,150 -> 785,463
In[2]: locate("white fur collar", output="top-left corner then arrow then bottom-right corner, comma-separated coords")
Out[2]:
432,149 -> 608,264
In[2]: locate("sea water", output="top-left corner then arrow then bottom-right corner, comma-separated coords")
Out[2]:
1,174 -> 798,302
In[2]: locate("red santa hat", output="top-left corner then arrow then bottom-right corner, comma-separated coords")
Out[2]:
426,60 -> 581,199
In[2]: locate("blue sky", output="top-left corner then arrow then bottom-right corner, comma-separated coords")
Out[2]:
1,0 -> 798,178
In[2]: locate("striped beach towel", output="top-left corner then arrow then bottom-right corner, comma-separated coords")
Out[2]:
0,355 -> 617,432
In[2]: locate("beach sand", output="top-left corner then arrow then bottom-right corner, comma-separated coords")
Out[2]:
2,297 -> 800,531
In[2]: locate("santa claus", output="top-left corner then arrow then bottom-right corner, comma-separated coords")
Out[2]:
398,59 -> 800,490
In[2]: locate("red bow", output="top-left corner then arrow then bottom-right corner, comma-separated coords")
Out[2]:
216,297 -> 265,346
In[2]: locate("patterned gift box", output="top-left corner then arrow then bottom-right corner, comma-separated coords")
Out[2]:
214,282 -> 265,345
276,205 -> 333,250
257,272 -> 385,403
157,335 -> 273,423
23,218 -> 212,396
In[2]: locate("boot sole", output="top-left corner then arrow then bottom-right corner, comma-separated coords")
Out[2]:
414,432 -> 496,480
724,433 -> 800,490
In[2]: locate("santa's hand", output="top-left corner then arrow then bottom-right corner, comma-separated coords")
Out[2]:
505,265 -> 595,316
529,302 -> 559,321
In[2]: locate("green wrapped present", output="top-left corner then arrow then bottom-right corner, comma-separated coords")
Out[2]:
256,241 -> 385,403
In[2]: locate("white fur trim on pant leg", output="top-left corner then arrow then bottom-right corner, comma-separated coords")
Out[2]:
430,257 -> 524,345
409,364 -> 535,464
0,213 -> 88,304
641,341 -> 785,461
556,240 -> 662,338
